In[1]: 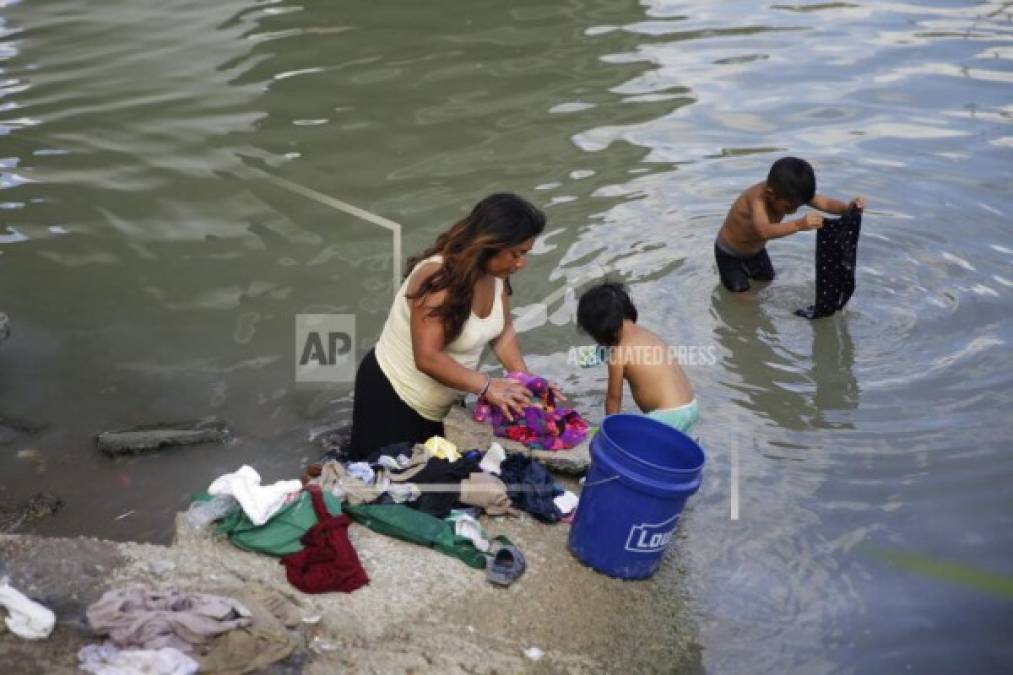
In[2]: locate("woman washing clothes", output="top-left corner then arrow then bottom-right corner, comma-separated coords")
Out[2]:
347,193 -> 562,460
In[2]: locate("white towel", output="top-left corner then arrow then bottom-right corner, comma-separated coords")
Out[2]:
479,442 -> 507,475
553,491 -> 579,515
0,578 -> 55,639
452,515 -> 491,552
79,642 -> 198,675
207,466 -> 302,526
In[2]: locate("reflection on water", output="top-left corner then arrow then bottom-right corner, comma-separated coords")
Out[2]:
1,0 -> 1011,671
711,290 -> 818,433
810,315 -> 858,427
709,280 -> 859,431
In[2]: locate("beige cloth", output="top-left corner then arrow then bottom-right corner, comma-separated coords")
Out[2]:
86,586 -> 252,653
311,446 -> 434,505
312,461 -> 383,505
374,254 -> 505,421
459,472 -> 519,516
198,587 -> 297,675
386,444 -> 431,479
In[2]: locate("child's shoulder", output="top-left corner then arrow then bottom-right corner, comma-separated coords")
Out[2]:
621,323 -> 665,348
739,181 -> 766,204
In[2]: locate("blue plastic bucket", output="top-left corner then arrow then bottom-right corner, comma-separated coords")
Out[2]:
568,414 -> 705,579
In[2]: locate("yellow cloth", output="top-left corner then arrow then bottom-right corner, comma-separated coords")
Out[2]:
374,255 -> 505,421
424,435 -> 461,462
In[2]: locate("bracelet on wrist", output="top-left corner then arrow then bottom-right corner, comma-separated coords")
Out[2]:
477,375 -> 491,398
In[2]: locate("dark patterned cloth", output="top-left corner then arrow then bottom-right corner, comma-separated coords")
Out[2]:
796,205 -> 863,319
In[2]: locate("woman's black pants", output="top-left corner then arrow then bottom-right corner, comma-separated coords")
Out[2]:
348,348 -> 444,460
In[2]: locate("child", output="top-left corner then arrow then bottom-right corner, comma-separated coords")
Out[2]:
576,282 -> 698,433
716,156 -> 865,292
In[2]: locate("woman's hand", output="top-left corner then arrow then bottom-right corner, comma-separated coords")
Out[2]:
548,381 -> 566,402
484,377 -> 531,421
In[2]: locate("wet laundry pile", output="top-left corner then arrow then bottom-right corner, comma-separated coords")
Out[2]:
185,433 -> 581,592
79,584 -> 299,675
473,371 -> 589,450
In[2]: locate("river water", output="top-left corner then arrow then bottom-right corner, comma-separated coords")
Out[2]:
1,0 -> 1011,671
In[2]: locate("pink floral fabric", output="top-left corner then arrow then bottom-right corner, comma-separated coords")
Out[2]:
473,372 -> 588,451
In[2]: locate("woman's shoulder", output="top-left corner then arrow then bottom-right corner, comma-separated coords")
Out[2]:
409,254 -> 443,277
406,259 -> 444,299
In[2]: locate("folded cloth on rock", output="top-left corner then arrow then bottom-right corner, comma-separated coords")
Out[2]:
386,482 -> 422,503
0,578 -> 55,639
78,643 -> 198,675
423,435 -> 460,461
216,489 -> 343,557
448,513 -> 490,552
382,444 -> 433,483
499,455 -> 562,523
197,587 -> 297,674
346,462 -> 375,484
208,466 -> 302,526
86,586 -> 252,653
474,372 -> 589,450
344,503 -> 489,569
281,486 -> 369,594
376,455 -> 406,471
383,453 -> 481,519
310,461 -> 383,505
459,472 -> 519,516
362,440 -> 417,466
479,442 -> 507,475
553,490 -> 579,515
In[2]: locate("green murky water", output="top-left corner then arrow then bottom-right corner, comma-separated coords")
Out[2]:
1,0 -> 1011,671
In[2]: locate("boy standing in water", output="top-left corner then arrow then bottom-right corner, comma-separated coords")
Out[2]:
577,283 -> 698,433
716,156 -> 865,292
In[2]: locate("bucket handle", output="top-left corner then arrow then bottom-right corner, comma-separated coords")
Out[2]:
582,474 -> 620,489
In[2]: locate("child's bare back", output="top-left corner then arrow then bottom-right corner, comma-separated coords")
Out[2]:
577,282 -> 701,433
613,321 -> 694,414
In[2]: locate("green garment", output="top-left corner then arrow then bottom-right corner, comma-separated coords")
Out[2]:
344,503 -> 489,570
216,490 -> 343,557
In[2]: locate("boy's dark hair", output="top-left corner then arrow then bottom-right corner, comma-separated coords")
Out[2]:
577,282 -> 638,347
767,157 -> 816,206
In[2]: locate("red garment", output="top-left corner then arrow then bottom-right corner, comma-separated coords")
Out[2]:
280,486 -> 369,594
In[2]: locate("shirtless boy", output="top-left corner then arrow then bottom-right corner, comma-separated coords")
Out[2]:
577,282 -> 698,433
716,156 -> 865,292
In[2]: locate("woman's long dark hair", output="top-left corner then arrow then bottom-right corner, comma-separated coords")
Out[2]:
405,193 -> 546,344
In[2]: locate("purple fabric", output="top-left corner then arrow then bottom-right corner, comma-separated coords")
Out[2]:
474,372 -> 589,451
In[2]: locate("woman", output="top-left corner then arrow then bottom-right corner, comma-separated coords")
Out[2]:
348,193 -> 553,460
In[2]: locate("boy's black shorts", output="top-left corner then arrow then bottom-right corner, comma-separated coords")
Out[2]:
714,240 -> 775,292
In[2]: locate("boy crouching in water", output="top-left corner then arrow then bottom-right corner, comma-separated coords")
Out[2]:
577,282 -> 698,433
716,156 -> 866,292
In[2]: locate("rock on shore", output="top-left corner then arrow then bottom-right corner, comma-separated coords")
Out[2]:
443,406 -> 591,475
96,418 -> 229,456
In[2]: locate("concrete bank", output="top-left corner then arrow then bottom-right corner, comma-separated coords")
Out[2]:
0,411 -> 698,673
